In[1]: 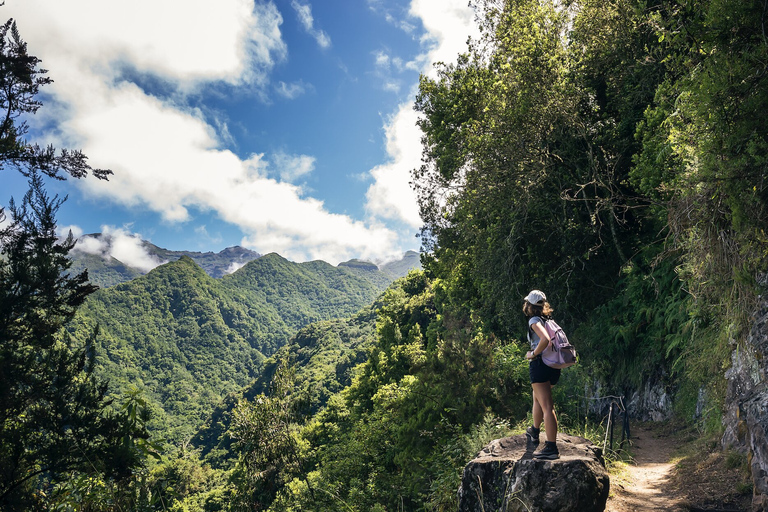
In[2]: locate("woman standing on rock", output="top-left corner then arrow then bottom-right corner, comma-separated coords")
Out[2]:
524,290 -> 560,460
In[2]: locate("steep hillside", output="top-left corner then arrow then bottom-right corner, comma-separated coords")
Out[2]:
338,259 -> 393,289
216,253 -> 388,354
68,254 -> 392,441
67,251 -> 145,288
192,303 -> 379,460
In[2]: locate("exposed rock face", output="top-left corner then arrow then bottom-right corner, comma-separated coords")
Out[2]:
626,379 -> 673,421
458,434 -> 609,512
722,277 -> 768,512
585,379 -> 673,422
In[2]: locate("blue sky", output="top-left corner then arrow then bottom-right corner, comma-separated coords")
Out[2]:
2,0 -> 477,265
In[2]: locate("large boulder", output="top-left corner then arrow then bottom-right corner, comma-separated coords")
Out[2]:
458,434 -> 609,512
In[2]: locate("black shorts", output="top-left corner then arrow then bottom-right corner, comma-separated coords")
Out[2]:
529,357 -> 561,385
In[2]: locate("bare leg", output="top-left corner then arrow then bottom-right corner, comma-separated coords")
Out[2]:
532,382 -> 558,442
531,385 -> 543,429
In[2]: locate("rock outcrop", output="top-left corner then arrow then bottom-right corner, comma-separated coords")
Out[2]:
626,378 -> 674,421
584,378 -> 673,423
458,434 -> 609,512
722,276 -> 768,511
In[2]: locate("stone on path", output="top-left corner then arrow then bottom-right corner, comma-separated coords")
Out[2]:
458,433 -> 610,512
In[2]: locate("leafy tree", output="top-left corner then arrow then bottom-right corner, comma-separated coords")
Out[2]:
49,389 -> 165,512
0,174 -> 152,509
413,0 -> 685,387
624,0 -> 768,417
414,0 -> 623,335
633,0 -> 768,319
229,361 -> 315,511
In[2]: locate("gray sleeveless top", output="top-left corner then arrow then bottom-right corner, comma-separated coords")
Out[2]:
527,316 -> 545,351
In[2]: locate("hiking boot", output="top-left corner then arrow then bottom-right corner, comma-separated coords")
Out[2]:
525,426 -> 540,446
533,441 -> 559,460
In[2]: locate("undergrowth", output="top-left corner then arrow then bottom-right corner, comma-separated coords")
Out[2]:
663,421 -> 753,510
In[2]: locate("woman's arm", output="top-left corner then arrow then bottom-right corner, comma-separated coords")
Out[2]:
526,321 -> 551,360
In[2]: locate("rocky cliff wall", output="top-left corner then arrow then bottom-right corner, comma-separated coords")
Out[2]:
585,378 -> 673,423
722,276 -> 768,511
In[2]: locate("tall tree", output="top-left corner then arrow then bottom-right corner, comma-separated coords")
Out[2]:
415,0 -> 605,335
230,361 -> 315,511
633,0 -> 768,319
0,174 -> 151,509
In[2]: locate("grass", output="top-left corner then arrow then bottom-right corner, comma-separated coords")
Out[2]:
604,458 -> 633,498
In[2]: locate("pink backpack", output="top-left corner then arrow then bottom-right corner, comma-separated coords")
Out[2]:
540,319 -> 577,369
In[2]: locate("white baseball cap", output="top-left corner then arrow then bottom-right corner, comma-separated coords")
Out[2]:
524,290 -> 547,304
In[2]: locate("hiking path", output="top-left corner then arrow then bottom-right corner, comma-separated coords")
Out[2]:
606,423 -> 686,512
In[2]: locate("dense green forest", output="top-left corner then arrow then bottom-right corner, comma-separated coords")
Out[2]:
2,0 -> 767,510
66,252 -> 398,442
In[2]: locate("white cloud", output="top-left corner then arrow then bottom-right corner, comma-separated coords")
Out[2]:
107,228 -> 167,272
74,235 -> 106,256
272,152 -> 315,182
375,51 -> 391,69
383,81 -> 401,94
275,80 -> 308,99
411,0 -> 479,79
290,0 -> 331,49
372,50 -> 405,94
69,89 -> 399,262
363,0 -> 479,228
70,226 -> 167,272
195,225 -> 223,245
3,0 -> 477,264
365,105 -> 422,225
59,224 -> 85,240
225,261 -> 247,274
374,50 -> 405,73
63,79 -> 400,261
367,0 -> 417,34
6,0 -> 286,88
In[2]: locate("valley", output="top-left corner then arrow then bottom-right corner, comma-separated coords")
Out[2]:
67,244 -> 420,441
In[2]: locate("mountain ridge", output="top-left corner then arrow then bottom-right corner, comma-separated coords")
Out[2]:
68,233 -> 421,288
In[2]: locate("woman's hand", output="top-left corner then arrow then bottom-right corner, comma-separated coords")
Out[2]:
526,350 -> 535,360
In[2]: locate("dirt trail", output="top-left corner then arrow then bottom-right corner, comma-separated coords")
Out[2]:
606,424 -> 686,512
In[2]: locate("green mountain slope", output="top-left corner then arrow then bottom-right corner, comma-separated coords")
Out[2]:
192,302 -> 379,460
218,253 -> 385,353
68,251 -> 145,288
68,254 -> 393,441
